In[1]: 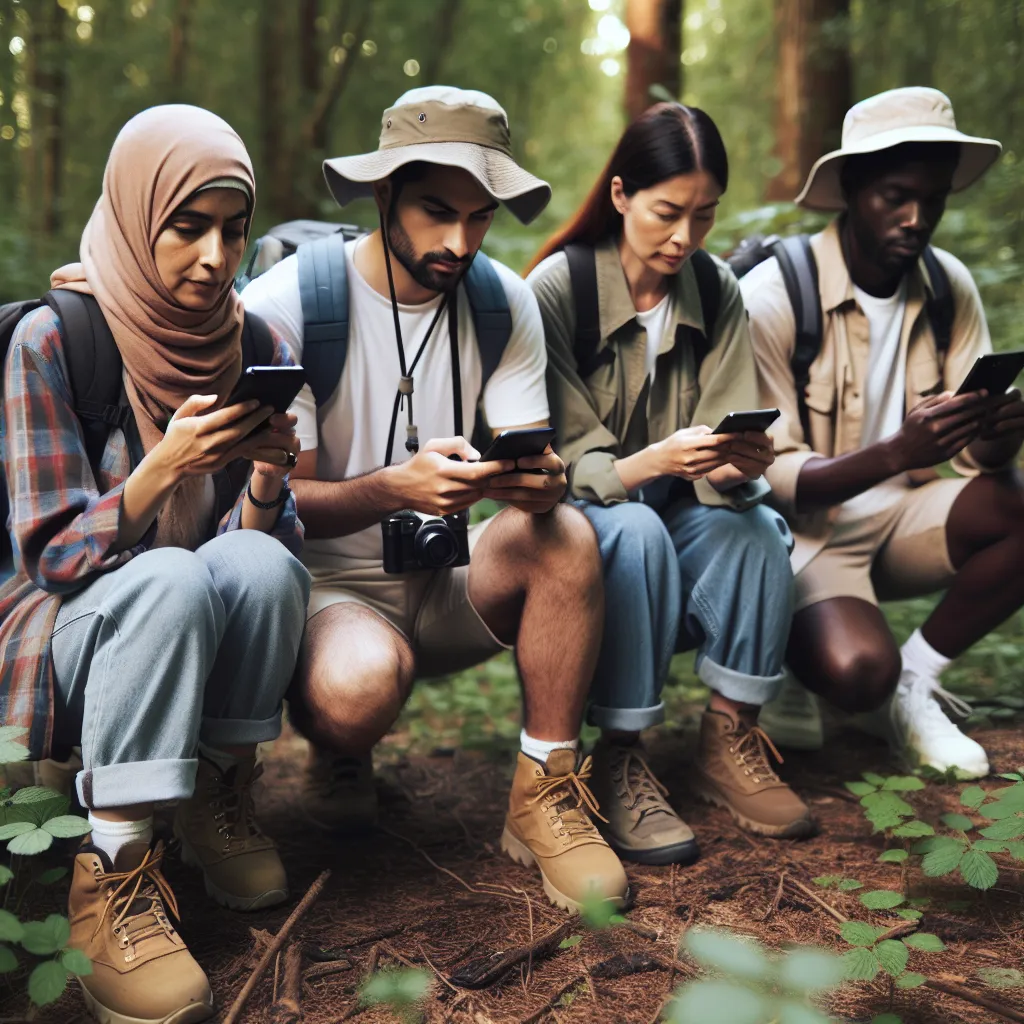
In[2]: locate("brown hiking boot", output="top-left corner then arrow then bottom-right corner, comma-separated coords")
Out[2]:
69,840 -> 213,1024
588,738 -> 700,866
173,755 -> 288,912
299,748 -> 378,834
690,709 -> 815,838
501,749 -> 628,912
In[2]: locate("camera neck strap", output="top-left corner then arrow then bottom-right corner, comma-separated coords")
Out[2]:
379,209 -> 465,467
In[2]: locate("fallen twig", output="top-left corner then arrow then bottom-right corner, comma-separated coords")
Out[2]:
520,974 -> 587,1024
875,920 -> 919,943
589,953 -> 670,980
784,877 -> 848,924
449,919 -> 576,989
268,943 -> 304,1024
761,871 -> 786,922
924,978 -> 1024,1023
618,918 -> 661,941
222,869 -> 331,1024
418,942 -> 459,995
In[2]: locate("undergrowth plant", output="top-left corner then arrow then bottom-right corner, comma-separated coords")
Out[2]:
358,967 -> 431,1022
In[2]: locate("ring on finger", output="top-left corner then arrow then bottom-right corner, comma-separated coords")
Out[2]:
285,451 -> 298,469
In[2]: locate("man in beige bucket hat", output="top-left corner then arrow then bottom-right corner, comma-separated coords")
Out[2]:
742,87 -> 1024,780
243,86 -> 628,911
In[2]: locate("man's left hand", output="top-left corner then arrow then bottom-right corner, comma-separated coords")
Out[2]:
482,447 -> 567,514
977,390 -> 1024,441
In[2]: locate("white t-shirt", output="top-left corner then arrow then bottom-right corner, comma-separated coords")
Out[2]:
635,293 -> 672,385
853,280 -> 907,448
240,239 -> 550,568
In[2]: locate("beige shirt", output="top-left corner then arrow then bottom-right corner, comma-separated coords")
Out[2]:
742,219 -> 995,571
528,238 -> 769,510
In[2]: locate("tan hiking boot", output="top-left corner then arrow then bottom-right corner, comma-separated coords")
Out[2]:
588,738 -> 700,866
691,709 -> 815,839
173,755 -> 288,912
501,749 -> 628,912
299,748 -> 378,834
69,840 -> 213,1024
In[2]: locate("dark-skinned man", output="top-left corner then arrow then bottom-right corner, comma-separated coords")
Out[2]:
743,88 -> 1023,779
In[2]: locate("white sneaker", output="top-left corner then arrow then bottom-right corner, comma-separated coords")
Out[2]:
888,672 -> 989,779
757,674 -> 824,751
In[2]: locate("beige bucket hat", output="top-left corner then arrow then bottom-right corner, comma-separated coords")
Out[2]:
323,85 -> 551,225
796,87 -> 1002,211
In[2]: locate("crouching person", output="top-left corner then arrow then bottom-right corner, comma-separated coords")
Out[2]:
0,107 -> 310,1023
242,87 -> 628,912
527,102 -> 812,861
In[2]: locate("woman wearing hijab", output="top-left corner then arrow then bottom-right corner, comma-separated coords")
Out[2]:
0,106 -> 309,1024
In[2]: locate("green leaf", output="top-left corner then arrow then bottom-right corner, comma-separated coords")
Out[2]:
871,1016 -> 904,1024
840,921 -> 882,948
863,772 -> 887,787
1006,841 -> 1024,862
60,947 -> 92,976
893,820 -> 935,838
28,960 -> 69,1006
0,909 -> 24,943
878,849 -> 909,863
846,781 -> 877,797
559,935 -> 582,949
959,849 -> 999,890
922,842 -> 967,877
979,817 -> 1024,840
903,933 -> 947,952
997,774 -> 1024,783
941,813 -> 975,831
777,948 -> 845,993
960,785 -> 988,808
875,939 -> 910,977
977,967 -> 1024,989
843,947 -> 880,981
896,972 -> 928,989
360,968 -> 430,1007
35,866 -> 68,886
862,791 -> 915,818
580,891 -> 620,930
973,839 -> 1009,853
0,820 -> 35,840
812,875 -> 841,888
41,815 -> 91,839
0,945 -> 17,973
776,1003 -> 832,1024
684,930 -> 770,982
858,890 -> 905,910
882,776 -> 926,791
0,865 -> 12,886
8,827 -> 53,855
11,786 -> 60,805
668,980 -> 766,1024
0,726 -> 30,764
20,915 -> 69,955
837,879 -> 863,891
895,909 -> 924,921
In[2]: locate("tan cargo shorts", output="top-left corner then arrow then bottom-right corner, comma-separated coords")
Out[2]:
794,475 -> 970,612
305,517 -> 509,678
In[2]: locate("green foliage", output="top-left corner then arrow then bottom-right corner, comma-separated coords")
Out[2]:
0,728 -> 31,765
360,966 -> 431,1019
839,910 -> 945,989
878,849 -> 909,864
858,890 -> 905,911
559,934 -> 582,949
977,967 -> 1024,989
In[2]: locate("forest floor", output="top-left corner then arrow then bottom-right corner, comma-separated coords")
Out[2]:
21,711 -> 1024,1024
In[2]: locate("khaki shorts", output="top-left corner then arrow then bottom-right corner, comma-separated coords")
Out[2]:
794,476 -> 969,612
306,517 -> 509,678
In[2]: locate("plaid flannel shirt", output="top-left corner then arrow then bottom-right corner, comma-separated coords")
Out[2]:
0,306 -> 304,760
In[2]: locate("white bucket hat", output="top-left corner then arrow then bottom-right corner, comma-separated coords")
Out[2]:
323,86 -> 551,225
796,87 -> 1002,211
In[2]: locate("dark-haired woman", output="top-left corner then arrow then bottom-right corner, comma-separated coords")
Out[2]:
527,103 -> 811,863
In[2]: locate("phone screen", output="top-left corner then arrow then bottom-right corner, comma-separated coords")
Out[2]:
480,427 -> 556,463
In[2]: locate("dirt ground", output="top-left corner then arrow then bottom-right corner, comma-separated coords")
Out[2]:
18,719 -> 1024,1024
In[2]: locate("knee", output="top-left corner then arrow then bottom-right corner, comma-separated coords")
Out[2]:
530,504 -> 603,582
217,530 -> 311,610
120,549 -> 221,638
818,645 -> 900,713
711,507 -> 793,580
588,501 -> 675,563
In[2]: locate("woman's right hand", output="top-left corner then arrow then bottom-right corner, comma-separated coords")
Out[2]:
650,425 -> 736,481
154,394 -> 274,480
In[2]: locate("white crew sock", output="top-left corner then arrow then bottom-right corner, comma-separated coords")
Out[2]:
520,730 -> 578,765
87,813 -> 153,865
899,629 -> 952,686
199,742 -> 242,775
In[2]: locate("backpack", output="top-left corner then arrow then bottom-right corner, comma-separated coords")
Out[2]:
726,233 -> 955,439
563,243 -> 723,381
0,291 -> 274,578
238,219 -> 514,411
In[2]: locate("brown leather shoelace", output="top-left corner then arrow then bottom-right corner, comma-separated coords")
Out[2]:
616,749 -> 672,815
730,724 -> 785,786
528,754 -> 608,834
207,763 -> 266,850
93,842 -> 179,948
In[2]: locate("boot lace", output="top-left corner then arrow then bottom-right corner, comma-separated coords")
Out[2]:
613,748 -> 672,817
896,676 -> 974,740
729,723 -> 785,786
206,761 -> 266,851
528,755 -> 608,839
93,842 -> 179,954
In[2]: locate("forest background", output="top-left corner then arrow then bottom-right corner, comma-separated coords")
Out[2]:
1,0 -> 1022,749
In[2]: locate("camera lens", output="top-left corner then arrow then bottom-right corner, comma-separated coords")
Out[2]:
415,520 -> 459,568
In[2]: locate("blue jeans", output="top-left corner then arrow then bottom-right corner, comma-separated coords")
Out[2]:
579,497 -> 795,732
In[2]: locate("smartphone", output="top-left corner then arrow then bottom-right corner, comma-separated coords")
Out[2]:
224,365 -> 307,420
956,352 -> 1024,397
480,426 -> 556,462
713,408 -> 781,434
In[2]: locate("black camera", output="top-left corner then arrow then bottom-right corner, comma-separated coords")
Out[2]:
381,508 -> 470,574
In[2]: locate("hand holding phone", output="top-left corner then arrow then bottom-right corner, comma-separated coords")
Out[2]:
712,408 -> 781,434
480,427 -> 557,463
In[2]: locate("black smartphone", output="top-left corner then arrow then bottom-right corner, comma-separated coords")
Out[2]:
956,352 -> 1024,397
713,408 -> 781,434
480,426 -> 556,462
224,365 -> 307,420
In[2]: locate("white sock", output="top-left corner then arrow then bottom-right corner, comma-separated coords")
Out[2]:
520,730 -> 578,764
87,813 -> 153,865
900,629 -> 952,686
199,742 -> 241,775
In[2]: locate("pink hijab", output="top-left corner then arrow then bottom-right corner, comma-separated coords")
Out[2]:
51,104 -> 256,547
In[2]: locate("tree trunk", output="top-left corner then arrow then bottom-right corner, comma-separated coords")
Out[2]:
420,0 -> 462,83
765,0 -> 851,201
624,0 -> 683,122
168,0 -> 192,100
34,0 -> 65,237
259,0 -> 292,220
299,0 -> 320,96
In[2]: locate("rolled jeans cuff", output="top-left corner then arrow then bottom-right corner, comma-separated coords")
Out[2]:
697,657 -> 785,706
76,757 -> 198,810
587,701 -> 666,732
199,710 -> 283,748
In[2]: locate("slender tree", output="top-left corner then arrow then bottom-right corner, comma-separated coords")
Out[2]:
625,0 -> 683,122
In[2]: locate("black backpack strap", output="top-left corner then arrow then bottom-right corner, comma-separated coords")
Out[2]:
564,243 -> 612,379
241,311 -> 275,369
685,249 -> 723,378
43,290 -> 131,471
921,245 -> 954,366
770,235 -> 822,440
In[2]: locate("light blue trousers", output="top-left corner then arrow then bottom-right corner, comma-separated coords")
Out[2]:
579,497 -> 795,732
50,530 -> 310,809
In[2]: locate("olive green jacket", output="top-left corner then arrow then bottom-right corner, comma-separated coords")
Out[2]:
527,238 -> 770,510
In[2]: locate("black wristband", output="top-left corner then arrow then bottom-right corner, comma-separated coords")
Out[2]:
246,481 -> 290,510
